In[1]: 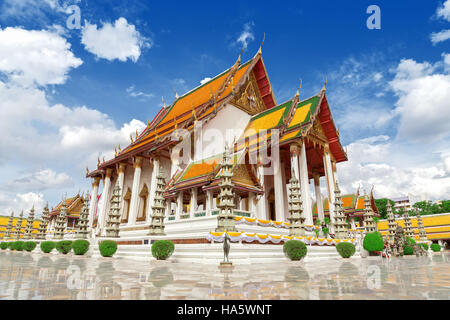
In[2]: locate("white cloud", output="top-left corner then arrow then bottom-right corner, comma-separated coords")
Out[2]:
200,77 -> 212,85
431,29 -> 450,44
126,85 -> 154,99
4,169 -> 73,192
0,26 -> 82,86
338,136 -> 450,200
0,191 -> 45,217
437,0 -> 450,22
236,22 -> 255,49
81,17 -> 150,62
389,56 -> 450,143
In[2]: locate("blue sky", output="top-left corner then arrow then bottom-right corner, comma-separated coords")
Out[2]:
0,0 -> 449,216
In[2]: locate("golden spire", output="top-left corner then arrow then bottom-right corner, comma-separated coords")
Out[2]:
322,75 -> 327,92
296,79 -> 302,97
130,133 -> 134,143
114,147 -> 117,157
118,144 -> 121,153
102,156 -> 105,163
237,45 -> 244,64
97,157 -> 100,167
147,119 -> 150,126
258,32 -> 265,55
135,129 -> 139,139
154,127 -> 159,139
86,166 -> 89,176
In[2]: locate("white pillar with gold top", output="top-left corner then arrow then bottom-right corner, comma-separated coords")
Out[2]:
256,159 -> 268,220
273,146 -> 285,222
189,187 -> 197,216
313,172 -> 324,222
299,140 -> 313,225
248,192 -> 256,218
98,168 -> 113,235
88,177 -> 100,230
290,143 -> 300,181
176,191 -> 184,219
127,156 -> 143,226
117,163 -> 126,220
323,145 -> 336,233
206,190 -> 213,215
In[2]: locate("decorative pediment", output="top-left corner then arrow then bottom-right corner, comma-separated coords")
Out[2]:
231,72 -> 266,115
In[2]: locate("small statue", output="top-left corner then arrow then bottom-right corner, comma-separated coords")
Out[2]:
223,233 -> 230,263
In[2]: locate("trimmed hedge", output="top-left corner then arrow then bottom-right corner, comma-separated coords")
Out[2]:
72,240 -> 90,255
13,241 -> 25,251
420,243 -> 429,251
405,237 -> 416,246
0,242 -> 8,250
7,242 -> 15,250
336,242 -> 356,258
151,240 -> 175,260
99,240 -> 117,257
363,232 -> 384,252
24,241 -> 37,252
40,241 -> 56,253
404,245 -> 414,255
431,243 -> 441,252
56,240 -> 73,254
283,240 -> 307,261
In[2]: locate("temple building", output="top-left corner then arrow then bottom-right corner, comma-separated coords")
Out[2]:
47,194 -> 84,232
86,48 -> 347,239
312,188 -> 379,229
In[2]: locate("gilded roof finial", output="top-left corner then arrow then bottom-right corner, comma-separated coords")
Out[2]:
147,120 -> 150,126
231,77 -> 235,90
135,129 -> 139,139
258,32 -> 265,55
296,79 -> 302,97
86,166 -> 89,176
102,156 -> 105,163
237,45 -> 244,64
114,147 -> 117,157
192,103 -> 197,120
118,144 -> 121,153
162,96 -> 166,107
174,117 -> 178,130
97,157 -> 100,167
322,75 -> 327,92
130,133 -> 134,143
174,87 -> 179,99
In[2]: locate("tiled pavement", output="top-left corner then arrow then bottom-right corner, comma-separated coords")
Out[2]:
0,250 -> 449,300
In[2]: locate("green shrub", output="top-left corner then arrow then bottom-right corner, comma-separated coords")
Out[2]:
283,240 -> 307,261
72,240 -> 90,255
403,245 -> 414,255
24,241 -> 37,252
40,241 -> 56,253
420,243 -> 429,251
322,227 -> 329,235
7,242 -> 15,250
99,240 -> 117,257
151,240 -> 175,260
56,240 -> 72,254
363,232 -> 384,252
13,241 -> 25,251
336,242 -> 356,258
431,243 -> 441,252
0,242 -> 8,250
405,237 -> 416,246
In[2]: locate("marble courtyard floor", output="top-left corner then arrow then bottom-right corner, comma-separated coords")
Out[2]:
0,250 -> 449,300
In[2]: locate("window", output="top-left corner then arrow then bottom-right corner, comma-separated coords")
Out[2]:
121,188 -> 132,223
137,184 -> 149,222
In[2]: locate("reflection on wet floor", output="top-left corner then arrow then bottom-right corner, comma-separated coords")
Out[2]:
0,251 -> 449,300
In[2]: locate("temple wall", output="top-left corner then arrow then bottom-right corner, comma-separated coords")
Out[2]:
193,103 -> 251,161
119,165 -> 135,220
140,161 -> 153,222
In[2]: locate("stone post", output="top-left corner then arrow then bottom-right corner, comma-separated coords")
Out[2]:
215,146 -> 237,232
23,206 -> 35,240
105,180 -> 122,238
15,211 -> 24,240
403,210 -> 414,239
36,204 -> 50,240
76,194 -> 90,239
5,212 -> 14,240
148,168 -> 167,235
333,182 -> 349,239
54,201 -> 68,240
287,173 -> 305,236
362,195 -> 376,234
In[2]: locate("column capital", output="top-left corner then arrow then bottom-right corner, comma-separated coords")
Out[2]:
118,162 -> 127,174
92,177 -> 101,187
313,171 -> 321,184
289,143 -> 300,155
105,168 -> 113,179
134,156 -> 144,169
324,143 -> 330,154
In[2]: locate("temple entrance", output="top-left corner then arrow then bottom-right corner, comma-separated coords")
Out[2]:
268,188 -> 275,221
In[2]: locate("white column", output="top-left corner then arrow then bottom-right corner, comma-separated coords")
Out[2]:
248,192 -> 256,217
98,168 -> 113,234
299,140 -> 313,225
273,147 -> 285,223
117,163 -> 126,221
313,172 -> 324,222
148,157 -> 160,222
190,188 -> 197,216
280,161 -> 289,222
324,146 -> 336,231
127,156 -> 143,226
88,177 -> 100,229
350,216 -> 356,229
290,144 -> 300,181
176,191 -> 184,219
206,190 -> 213,215
257,162 -> 268,220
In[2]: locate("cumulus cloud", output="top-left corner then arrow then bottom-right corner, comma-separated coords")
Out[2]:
389,56 -> 450,143
431,29 -> 450,44
437,0 -> 450,21
4,169 -> 73,192
126,85 -> 154,99
0,191 -> 45,217
236,22 -> 255,49
81,17 -> 151,62
0,26 -> 82,86
200,77 -> 212,85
